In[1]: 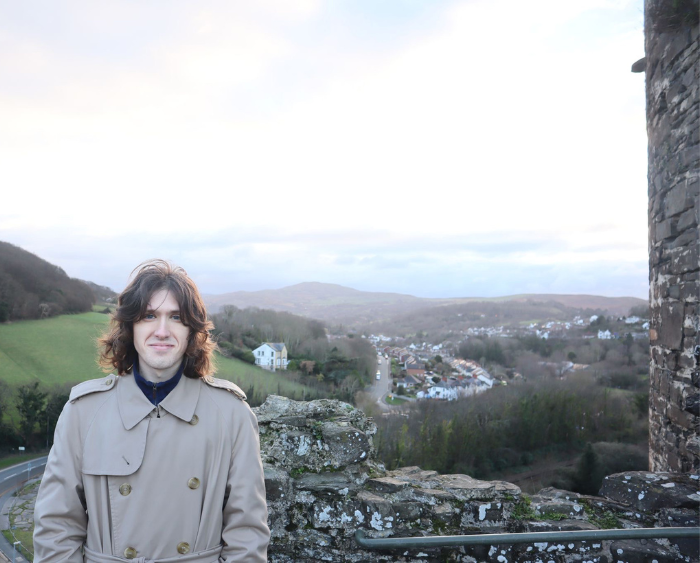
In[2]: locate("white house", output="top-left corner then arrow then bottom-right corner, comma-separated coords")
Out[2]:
597,330 -> 613,340
253,343 -> 288,371
417,386 -> 458,401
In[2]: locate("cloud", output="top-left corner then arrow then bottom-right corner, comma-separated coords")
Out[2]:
0,0 -> 648,300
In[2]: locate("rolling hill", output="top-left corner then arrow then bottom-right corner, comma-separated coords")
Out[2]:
204,282 -> 647,325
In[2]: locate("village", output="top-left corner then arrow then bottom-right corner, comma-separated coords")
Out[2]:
365,311 -> 650,403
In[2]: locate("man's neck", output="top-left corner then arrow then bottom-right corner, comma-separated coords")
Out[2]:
136,361 -> 182,383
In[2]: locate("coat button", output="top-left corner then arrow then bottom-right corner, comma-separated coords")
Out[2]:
104,378 -> 113,386
119,483 -> 132,496
189,415 -> 199,426
187,477 -> 200,489
177,542 -> 190,554
124,547 -> 137,559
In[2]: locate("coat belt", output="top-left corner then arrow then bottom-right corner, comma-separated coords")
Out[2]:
83,545 -> 223,563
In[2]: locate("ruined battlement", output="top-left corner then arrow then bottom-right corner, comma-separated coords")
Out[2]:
256,396 -> 699,562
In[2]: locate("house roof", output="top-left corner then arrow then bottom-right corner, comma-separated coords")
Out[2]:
261,342 -> 286,352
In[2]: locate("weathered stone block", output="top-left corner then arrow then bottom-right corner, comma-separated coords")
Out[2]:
310,500 -> 362,529
461,501 -> 507,527
657,301 -> 684,348
436,473 -> 520,501
676,207 -> 697,232
600,472 -> 700,511
657,506 -> 699,527
295,472 -> 359,496
667,403 -> 696,429
264,465 -> 292,502
254,396 -> 376,473
356,490 -> 395,531
390,501 -> 422,521
609,539 -> 683,563
671,242 -> 699,274
429,501 -> 455,523
530,499 -> 586,520
665,181 -> 694,216
321,423 -> 371,467
656,216 -> 677,240
411,487 -> 456,503
367,476 -> 409,494
387,466 -> 439,485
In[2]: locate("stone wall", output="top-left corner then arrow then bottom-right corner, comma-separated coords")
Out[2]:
256,396 -> 699,562
645,0 -> 700,472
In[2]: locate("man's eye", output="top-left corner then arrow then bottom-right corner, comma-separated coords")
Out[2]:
144,313 -> 156,320
172,315 -> 181,321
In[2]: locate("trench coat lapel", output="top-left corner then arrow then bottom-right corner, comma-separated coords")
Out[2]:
159,374 -> 200,422
117,374 -> 157,430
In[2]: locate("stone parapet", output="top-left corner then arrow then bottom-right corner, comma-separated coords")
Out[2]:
255,396 -> 698,562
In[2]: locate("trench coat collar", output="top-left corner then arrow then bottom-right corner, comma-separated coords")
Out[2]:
117,372 -> 200,430
159,372 -> 200,423
117,374 -> 157,430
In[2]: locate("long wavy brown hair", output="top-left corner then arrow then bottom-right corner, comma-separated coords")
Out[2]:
98,260 -> 216,379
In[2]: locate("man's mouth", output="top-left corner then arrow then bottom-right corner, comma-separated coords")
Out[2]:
149,343 -> 174,350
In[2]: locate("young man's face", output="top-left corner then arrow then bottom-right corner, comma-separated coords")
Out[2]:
133,288 -> 190,382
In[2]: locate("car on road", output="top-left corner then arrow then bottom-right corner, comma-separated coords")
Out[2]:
378,358 -> 382,364
376,371 -> 381,380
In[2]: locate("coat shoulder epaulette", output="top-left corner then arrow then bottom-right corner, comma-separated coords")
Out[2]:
69,375 -> 118,403
202,376 -> 247,401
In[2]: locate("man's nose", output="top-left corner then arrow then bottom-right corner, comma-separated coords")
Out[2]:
154,317 -> 171,338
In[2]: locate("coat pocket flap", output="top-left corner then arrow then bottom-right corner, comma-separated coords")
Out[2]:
82,415 -> 149,476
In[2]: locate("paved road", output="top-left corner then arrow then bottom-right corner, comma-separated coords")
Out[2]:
0,458 -> 47,499
0,457 -> 47,562
367,356 -> 392,409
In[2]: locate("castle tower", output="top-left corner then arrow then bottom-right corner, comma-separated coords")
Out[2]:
643,0 -> 699,471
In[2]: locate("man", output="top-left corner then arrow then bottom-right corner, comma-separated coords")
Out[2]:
33,260 -> 270,562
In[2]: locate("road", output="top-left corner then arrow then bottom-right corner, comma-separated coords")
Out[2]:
0,456 -> 47,562
0,457 -> 47,498
368,356 -> 392,409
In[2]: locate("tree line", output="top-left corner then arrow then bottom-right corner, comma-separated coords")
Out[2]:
0,241 -> 95,321
211,305 -> 377,401
0,381 -> 70,453
374,373 -> 648,494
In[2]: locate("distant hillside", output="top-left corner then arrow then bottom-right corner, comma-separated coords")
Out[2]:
82,280 -> 118,303
204,282 -> 646,326
0,241 -> 95,321
204,282 -> 428,324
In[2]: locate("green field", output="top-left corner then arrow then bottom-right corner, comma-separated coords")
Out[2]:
0,313 -> 318,400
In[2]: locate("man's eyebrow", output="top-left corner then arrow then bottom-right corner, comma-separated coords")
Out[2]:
143,307 -> 181,314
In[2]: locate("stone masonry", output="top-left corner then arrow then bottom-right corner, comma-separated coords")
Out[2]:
644,0 -> 700,472
255,396 -> 699,562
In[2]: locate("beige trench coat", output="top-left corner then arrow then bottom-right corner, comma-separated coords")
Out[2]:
33,373 -> 270,563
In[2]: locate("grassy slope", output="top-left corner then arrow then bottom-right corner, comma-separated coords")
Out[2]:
0,313 -> 316,398
0,313 -> 108,387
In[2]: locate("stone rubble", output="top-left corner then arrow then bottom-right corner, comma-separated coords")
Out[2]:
256,396 -> 699,562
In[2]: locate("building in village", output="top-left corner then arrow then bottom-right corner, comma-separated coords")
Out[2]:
253,342 -> 289,371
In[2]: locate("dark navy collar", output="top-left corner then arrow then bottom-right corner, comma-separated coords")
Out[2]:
133,359 -> 185,406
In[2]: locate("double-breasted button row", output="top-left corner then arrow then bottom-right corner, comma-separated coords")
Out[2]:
125,544 -> 190,558
120,478 -> 199,495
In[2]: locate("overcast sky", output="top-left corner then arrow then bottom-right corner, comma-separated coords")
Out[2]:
0,0 -> 648,298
